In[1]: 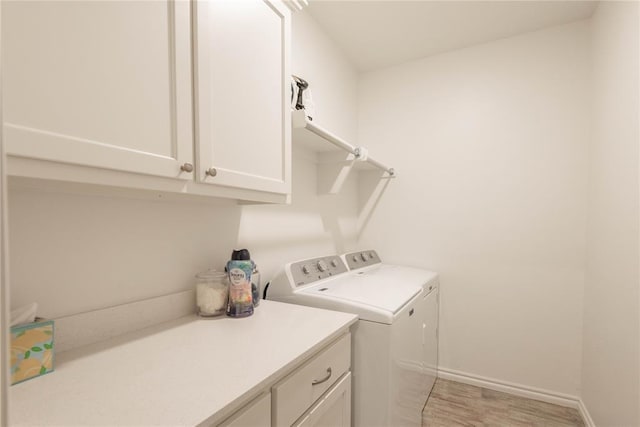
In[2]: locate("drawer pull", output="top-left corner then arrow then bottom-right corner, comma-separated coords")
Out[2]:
311,367 -> 332,386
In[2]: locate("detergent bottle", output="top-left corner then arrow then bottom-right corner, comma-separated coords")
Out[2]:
226,249 -> 254,318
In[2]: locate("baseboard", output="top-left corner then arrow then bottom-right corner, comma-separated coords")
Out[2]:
577,398 -> 596,427
437,367 -> 581,409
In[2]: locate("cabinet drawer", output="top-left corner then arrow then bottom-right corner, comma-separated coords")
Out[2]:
273,333 -> 351,427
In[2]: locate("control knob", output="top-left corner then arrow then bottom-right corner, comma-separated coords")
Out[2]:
352,255 -> 358,263
330,259 -> 338,268
317,260 -> 328,272
301,265 -> 311,275
360,253 -> 368,261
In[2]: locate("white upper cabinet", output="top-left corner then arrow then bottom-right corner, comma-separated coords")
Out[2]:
2,0 -> 194,180
3,0 -> 291,203
193,0 -> 291,195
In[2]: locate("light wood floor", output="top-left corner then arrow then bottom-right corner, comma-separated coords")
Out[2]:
423,379 -> 584,427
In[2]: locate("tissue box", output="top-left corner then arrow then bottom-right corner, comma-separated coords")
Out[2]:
10,318 -> 54,385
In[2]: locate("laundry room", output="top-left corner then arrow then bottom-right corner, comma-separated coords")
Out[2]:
0,1 -> 638,426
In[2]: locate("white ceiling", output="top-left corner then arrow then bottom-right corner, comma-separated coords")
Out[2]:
306,1 -> 598,72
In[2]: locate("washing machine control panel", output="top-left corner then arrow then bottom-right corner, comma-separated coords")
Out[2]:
344,250 -> 381,270
290,255 -> 348,287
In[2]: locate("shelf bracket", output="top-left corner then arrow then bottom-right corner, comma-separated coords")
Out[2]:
317,151 -> 357,195
292,109 -> 396,195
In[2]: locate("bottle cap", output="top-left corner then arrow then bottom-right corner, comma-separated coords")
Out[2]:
231,249 -> 251,260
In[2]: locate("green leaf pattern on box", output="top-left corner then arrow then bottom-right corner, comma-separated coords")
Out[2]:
10,320 -> 54,385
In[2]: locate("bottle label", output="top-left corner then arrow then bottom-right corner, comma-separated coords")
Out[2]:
229,268 -> 247,285
228,267 -> 252,304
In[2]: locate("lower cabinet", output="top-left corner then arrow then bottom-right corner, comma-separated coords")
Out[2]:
272,334 -> 350,426
294,373 -> 351,427
220,393 -> 271,427
220,333 -> 352,427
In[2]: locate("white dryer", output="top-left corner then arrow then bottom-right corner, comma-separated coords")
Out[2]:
267,250 -> 439,427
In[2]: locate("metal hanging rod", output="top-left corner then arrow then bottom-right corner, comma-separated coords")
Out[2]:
293,110 -> 396,177
353,148 -> 396,177
305,118 -> 358,155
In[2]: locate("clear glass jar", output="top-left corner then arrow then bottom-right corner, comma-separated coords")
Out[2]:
251,267 -> 261,307
195,269 -> 228,317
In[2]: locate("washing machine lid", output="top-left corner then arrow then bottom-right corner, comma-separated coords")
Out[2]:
354,264 -> 439,288
299,273 -> 422,315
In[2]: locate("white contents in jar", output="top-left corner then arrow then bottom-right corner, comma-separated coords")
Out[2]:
196,282 -> 227,315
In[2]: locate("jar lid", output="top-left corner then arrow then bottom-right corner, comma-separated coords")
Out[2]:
195,269 -> 227,280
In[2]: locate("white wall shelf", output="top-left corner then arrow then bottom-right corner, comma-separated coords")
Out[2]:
292,109 -> 395,195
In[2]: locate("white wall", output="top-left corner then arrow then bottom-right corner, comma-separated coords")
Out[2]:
290,10 -> 358,143
7,9 -> 360,319
582,2 -> 640,425
357,21 -> 591,396
236,9 -> 360,281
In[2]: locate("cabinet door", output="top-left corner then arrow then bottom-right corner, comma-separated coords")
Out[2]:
2,1 -> 194,179
193,0 -> 291,194
294,373 -> 351,427
219,392 -> 271,427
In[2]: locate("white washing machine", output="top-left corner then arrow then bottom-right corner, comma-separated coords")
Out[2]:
267,250 -> 439,427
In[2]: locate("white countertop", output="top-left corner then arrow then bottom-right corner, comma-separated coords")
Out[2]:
9,300 -> 357,426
